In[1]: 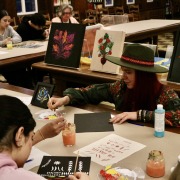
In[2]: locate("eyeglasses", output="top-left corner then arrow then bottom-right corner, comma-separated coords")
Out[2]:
63,12 -> 71,15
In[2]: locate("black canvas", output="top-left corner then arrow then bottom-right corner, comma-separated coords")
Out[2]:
45,23 -> 86,69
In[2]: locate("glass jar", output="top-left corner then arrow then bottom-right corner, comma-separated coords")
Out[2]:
62,123 -> 76,147
146,150 -> 165,178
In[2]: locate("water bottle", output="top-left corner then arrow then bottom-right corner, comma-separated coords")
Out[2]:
154,104 -> 165,137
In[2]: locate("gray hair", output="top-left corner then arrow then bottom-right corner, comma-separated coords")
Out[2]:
58,4 -> 73,16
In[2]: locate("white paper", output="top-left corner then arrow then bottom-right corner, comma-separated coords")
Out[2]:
23,147 -> 50,170
15,96 -> 32,106
74,134 -> 146,166
0,51 -> 8,55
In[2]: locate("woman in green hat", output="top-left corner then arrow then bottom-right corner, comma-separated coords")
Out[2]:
48,44 -> 180,127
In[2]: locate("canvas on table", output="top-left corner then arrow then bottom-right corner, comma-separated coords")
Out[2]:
90,29 -> 125,74
45,23 -> 85,69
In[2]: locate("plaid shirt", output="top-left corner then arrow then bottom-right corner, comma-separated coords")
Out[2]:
64,80 -> 180,127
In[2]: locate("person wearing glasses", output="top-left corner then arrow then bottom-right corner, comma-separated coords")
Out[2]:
52,4 -> 79,24
0,9 -> 22,47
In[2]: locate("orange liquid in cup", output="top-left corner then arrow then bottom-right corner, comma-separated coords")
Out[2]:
146,160 -> 165,177
62,131 -> 76,146
62,123 -> 76,147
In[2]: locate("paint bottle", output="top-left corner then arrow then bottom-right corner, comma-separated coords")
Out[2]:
154,104 -> 165,137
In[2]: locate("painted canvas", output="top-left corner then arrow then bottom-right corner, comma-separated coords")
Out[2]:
45,23 -> 86,68
90,30 -> 125,74
37,156 -> 91,179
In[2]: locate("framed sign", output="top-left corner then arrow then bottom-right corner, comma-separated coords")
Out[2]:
126,0 -> 135,4
31,82 -> 54,108
147,0 -> 153,2
104,0 -> 114,7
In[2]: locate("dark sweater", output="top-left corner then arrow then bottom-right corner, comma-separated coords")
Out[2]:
16,16 -> 45,41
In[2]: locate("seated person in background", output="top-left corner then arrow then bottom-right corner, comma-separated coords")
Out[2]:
0,9 -> 22,47
0,95 -> 89,180
48,44 -> 180,127
16,13 -> 49,41
2,13 -> 49,89
52,4 -> 79,24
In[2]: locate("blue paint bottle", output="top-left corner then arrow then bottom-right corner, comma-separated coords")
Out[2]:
154,104 -> 165,137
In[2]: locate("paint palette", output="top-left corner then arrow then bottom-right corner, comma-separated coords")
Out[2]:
38,109 -> 57,120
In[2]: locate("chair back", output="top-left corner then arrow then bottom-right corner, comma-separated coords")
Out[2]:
115,6 -> 124,15
128,4 -> 140,21
9,17 -> 16,26
73,10 -> 81,22
43,13 -> 50,21
18,15 -> 24,24
82,17 -> 96,26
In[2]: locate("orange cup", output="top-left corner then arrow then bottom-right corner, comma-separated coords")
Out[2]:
62,123 -> 76,147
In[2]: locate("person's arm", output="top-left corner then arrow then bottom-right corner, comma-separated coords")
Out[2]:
8,26 -> 22,44
63,83 -> 115,106
33,117 -> 66,145
47,80 -> 125,110
141,86 -> 180,127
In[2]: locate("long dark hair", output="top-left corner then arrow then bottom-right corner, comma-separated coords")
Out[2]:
0,95 -> 36,151
0,10 -> 8,20
122,70 -> 163,111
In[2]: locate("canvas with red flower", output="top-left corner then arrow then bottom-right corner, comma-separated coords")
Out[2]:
98,33 -> 114,65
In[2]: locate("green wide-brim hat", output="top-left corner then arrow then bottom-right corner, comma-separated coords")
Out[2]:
106,44 -> 168,73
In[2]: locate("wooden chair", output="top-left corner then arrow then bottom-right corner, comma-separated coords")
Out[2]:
73,10 -> 81,22
99,8 -> 109,15
115,6 -> 124,15
9,17 -> 16,26
13,25 -> 18,31
85,9 -> 97,18
108,7 -> 115,15
18,15 -> 24,24
128,4 -> 140,21
43,13 -> 50,21
85,9 -> 98,24
82,17 -> 96,26
126,13 -> 135,22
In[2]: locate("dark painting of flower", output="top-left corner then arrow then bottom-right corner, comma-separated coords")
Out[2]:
52,29 -> 75,59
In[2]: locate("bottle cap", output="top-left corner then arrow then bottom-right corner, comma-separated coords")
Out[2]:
157,104 -> 163,109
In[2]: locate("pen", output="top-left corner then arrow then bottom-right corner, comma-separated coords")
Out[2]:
25,158 -> 34,163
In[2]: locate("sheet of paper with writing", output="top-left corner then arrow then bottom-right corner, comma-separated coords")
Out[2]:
74,134 -> 146,166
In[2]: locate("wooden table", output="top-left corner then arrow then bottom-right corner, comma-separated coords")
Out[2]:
103,19 -> 180,44
0,82 -> 180,180
0,41 -> 47,71
32,62 -> 180,97
0,52 -> 45,71
0,81 -> 179,135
